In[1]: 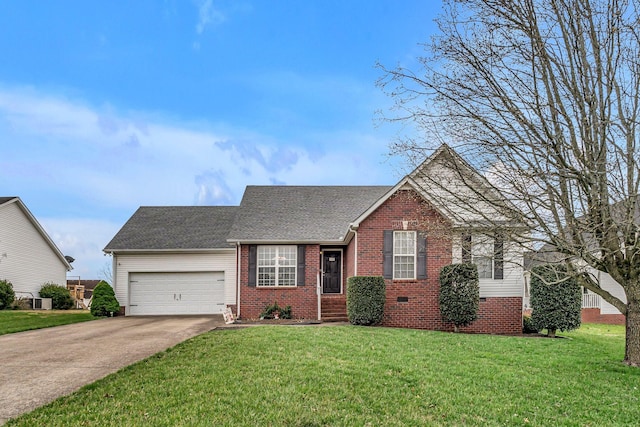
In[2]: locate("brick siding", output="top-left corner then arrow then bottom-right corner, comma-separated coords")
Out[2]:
237,188 -> 523,334
356,189 -> 521,335
239,244 -> 320,320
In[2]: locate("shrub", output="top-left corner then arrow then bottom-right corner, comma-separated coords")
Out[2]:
260,302 -> 292,319
90,280 -> 120,317
39,282 -> 73,310
523,314 -> 539,334
347,276 -> 385,326
530,264 -> 581,337
439,263 -> 479,332
0,279 -> 15,310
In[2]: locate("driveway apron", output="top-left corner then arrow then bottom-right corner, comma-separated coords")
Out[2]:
0,316 -> 223,424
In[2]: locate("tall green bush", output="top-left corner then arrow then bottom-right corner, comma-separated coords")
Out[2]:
39,282 -> 73,310
530,264 -> 582,337
439,263 -> 480,332
0,279 -> 15,310
347,276 -> 386,326
91,280 -> 120,317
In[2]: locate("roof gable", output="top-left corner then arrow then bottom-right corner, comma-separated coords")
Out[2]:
407,144 -> 525,227
227,186 -> 391,243
351,145 -> 526,229
104,206 -> 238,251
0,197 -> 72,270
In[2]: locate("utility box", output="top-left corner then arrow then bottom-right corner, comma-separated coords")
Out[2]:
32,298 -> 52,310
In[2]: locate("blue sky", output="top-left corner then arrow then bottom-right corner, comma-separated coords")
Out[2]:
0,1 -> 442,279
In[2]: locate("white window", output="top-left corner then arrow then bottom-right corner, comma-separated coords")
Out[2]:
471,235 -> 495,279
257,246 -> 297,287
474,256 -> 493,279
393,231 -> 416,280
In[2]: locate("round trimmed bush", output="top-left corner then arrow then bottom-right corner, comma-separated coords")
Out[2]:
439,263 -> 479,332
90,280 -> 120,317
530,264 -> 581,337
347,276 -> 385,326
0,279 -> 15,310
39,282 -> 74,310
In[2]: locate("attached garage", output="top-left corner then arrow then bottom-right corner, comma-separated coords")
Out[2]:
129,272 -> 226,315
103,206 -> 239,316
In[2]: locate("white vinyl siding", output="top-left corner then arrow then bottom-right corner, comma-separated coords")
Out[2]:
393,231 -> 416,280
0,201 -> 68,297
453,234 -> 523,298
113,251 -> 236,312
589,268 -> 626,315
257,245 -> 296,287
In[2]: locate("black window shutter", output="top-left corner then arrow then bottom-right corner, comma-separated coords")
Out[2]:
417,233 -> 427,279
494,236 -> 504,280
461,233 -> 472,263
297,245 -> 306,286
248,245 -> 257,287
383,230 -> 393,279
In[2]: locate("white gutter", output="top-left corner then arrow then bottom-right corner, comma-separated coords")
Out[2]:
317,270 -> 321,321
236,242 -> 241,318
350,224 -> 359,276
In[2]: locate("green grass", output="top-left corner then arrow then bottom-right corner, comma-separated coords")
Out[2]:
8,324 -> 640,426
0,310 -> 95,335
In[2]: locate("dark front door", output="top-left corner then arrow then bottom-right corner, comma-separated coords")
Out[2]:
323,251 -> 342,293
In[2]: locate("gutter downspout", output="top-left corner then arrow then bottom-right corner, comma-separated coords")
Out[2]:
317,270 -> 321,321
110,252 -> 119,313
236,242 -> 241,318
350,224 -> 359,276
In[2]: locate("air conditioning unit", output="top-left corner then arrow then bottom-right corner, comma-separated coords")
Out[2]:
32,298 -> 52,310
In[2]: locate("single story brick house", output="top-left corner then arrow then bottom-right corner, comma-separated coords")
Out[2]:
105,145 -> 526,334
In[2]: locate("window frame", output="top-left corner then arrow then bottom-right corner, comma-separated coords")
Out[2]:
393,230 -> 417,280
256,245 -> 298,287
473,255 -> 494,279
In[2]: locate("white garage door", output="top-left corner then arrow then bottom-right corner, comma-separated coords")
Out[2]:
128,272 -> 225,315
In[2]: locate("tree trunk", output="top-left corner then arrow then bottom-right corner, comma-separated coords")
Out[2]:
547,328 -> 556,338
625,299 -> 640,366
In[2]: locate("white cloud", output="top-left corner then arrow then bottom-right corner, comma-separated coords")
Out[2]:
195,0 -> 226,34
40,217 -> 122,280
0,85 -> 401,278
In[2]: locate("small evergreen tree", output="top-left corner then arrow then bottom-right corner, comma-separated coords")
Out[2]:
439,263 -> 479,332
90,280 -> 120,317
0,279 -> 15,310
39,283 -> 73,310
347,276 -> 386,326
530,264 -> 582,337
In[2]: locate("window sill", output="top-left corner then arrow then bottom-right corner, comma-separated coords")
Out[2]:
255,286 -> 298,289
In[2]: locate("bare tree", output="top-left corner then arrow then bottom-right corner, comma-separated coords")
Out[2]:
98,260 -> 113,285
377,0 -> 640,365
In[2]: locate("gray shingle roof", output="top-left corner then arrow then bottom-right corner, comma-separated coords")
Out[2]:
227,186 -> 392,242
0,197 -> 17,205
104,206 -> 238,251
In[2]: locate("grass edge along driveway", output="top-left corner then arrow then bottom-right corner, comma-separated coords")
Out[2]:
0,310 -> 95,335
7,323 -> 640,426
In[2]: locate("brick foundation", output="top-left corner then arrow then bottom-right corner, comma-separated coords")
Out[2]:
581,308 -> 625,325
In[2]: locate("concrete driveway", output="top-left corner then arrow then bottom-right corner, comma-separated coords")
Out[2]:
0,316 -> 224,424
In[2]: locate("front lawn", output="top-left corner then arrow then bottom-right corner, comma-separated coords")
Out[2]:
8,324 -> 640,426
0,310 -> 95,335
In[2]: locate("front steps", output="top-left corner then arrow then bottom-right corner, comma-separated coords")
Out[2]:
321,294 -> 348,322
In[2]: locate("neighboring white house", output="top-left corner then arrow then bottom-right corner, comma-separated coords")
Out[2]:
103,206 -> 238,316
0,197 -> 72,298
